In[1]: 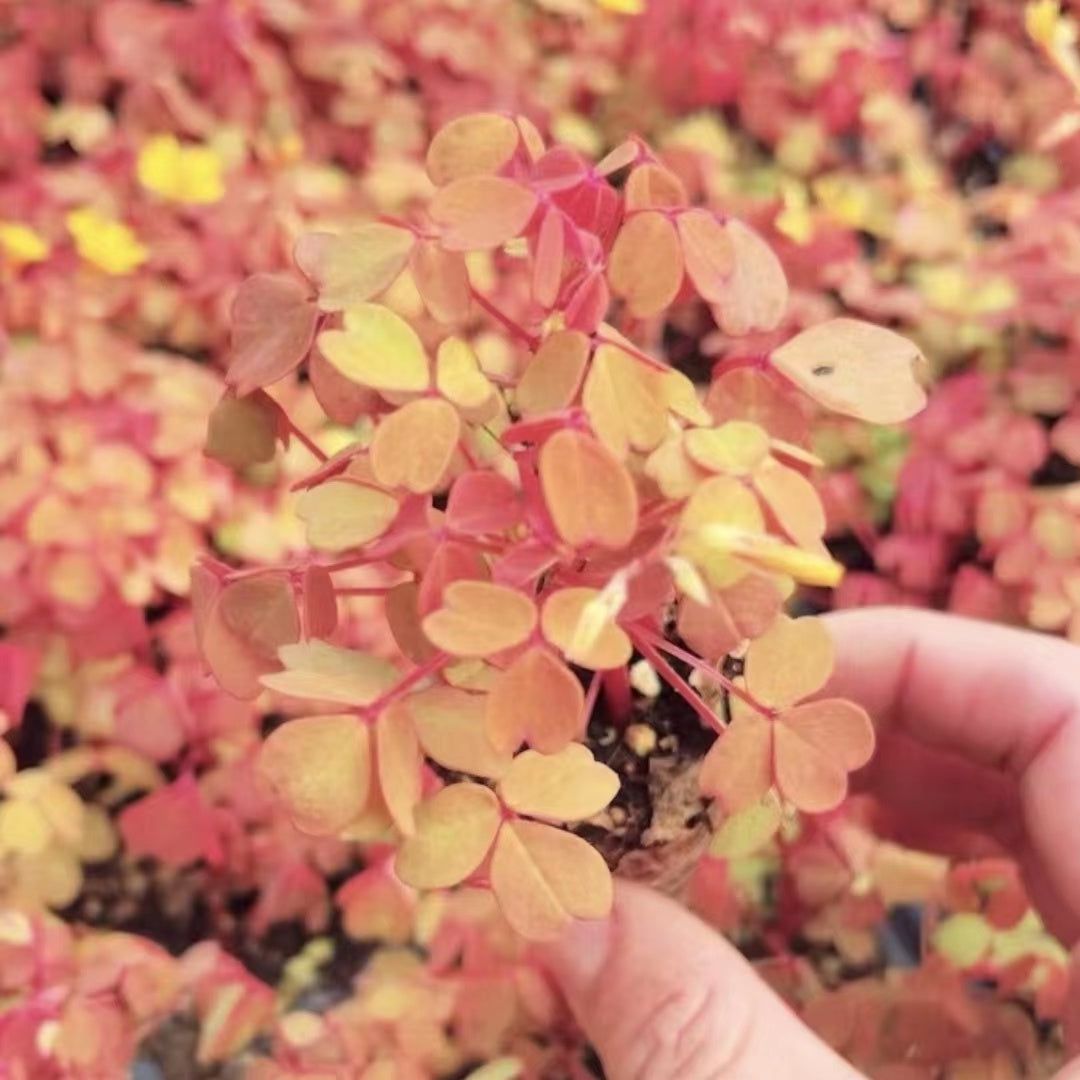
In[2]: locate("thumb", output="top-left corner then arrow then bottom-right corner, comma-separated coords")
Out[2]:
538,881 -> 863,1080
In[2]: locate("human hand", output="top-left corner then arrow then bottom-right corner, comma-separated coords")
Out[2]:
539,608 -> 1080,1079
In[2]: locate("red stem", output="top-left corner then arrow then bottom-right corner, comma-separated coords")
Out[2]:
601,667 -> 635,725
581,669 -> 603,730
629,635 -> 724,733
361,650 -> 450,717
470,286 -> 539,350
632,625 -> 775,718
281,415 -> 328,463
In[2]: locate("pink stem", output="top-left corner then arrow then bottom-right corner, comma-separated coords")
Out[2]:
601,667 -> 634,724
335,586 -> 394,597
581,669 -> 603,730
470,287 -> 539,349
281,416 -> 328,463
361,651 -> 450,717
629,635 -> 723,733
633,625 -> 775,718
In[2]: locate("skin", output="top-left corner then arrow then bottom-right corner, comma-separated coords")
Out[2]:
539,608 -> 1080,1079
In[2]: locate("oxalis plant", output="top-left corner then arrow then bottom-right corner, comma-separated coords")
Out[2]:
195,112 -> 928,943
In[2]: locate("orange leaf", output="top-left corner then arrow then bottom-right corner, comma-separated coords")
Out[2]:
684,421 -> 771,476
743,615 -> 832,709
430,177 -> 538,251
218,574 -> 301,665
497,744 -> 618,823
485,647 -> 584,754
302,565 -> 338,639
533,206 -> 565,308
294,225 -> 415,311
754,463 -> 826,550
426,112 -> 520,185
407,686 -> 512,779
607,211 -> 684,318
421,581 -> 537,657
260,639 -> 399,706
446,472 -> 523,535
384,581 -> 437,665
706,368 -> 809,448
205,392 -> 279,470
317,303 -> 430,393
435,337 -> 494,412
295,479 -> 399,551
395,782 -> 501,889
698,713 -> 771,811
410,240 -> 471,323
583,343 -> 668,459
375,701 -> 423,835
677,209 -> 734,303
227,274 -> 318,397
515,330 -> 590,417
710,220 -> 788,336
490,820 -> 612,940
539,430 -> 638,550
676,596 -> 740,661
774,700 -> 874,813
769,318 -> 928,424
624,163 -> 687,210
258,715 -> 370,835
675,475 -> 763,589
541,587 -> 632,670
416,540 -> 490,617
370,398 -> 462,494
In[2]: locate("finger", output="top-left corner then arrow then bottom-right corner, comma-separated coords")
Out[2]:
824,607 -> 1080,928
538,881 -> 862,1080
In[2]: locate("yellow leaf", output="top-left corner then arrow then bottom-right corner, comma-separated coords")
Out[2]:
684,421 -> 771,475
709,792 -> 782,858
422,581 -> 537,658
137,134 -> 225,204
66,207 -> 147,275
490,820 -> 612,940
436,337 -> 494,410
294,225 -> 415,311
583,344 -> 668,459
407,686 -> 512,780
497,744 -> 619,823
295,480 -> 399,551
261,640 -> 399,706
0,221 -> 50,264
743,615 -> 833,709
675,476 -> 763,589
370,398 -> 461,493
540,587 -> 632,670
395,783 -> 501,889
259,714 -> 371,835
318,303 -> 430,393
932,912 -> 994,968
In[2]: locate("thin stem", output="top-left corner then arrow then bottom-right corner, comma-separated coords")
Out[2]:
361,650 -> 450,717
281,415 -> 329,463
601,667 -> 635,725
629,634 -> 724,733
581,668 -> 603,731
633,625 -> 775,718
335,586 -> 394,597
594,332 -> 668,372
470,287 -> 539,350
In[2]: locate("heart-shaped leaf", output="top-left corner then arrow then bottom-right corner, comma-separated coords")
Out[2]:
497,744 -> 618,823
583,344 -> 668,460
430,177 -> 538,251
485,647 -> 584,754
370,398 -> 462,494
318,303 -> 430,393
698,713 -> 771,812
540,588 -> 632,670
395,783 -> 501,889
515,330 -> 590,417
258,714 -> 370,835
375,701 -> 423,835
539,430 -> 638,550
710,220 -> 788,336
422,581 -> 537,657
677,209 -> 734,303
294,225 -> 415,312
295,479 -> 399,551
743,615 -> 833,709
407,686 -> 512,779
608,211 -> 684,318
489,820 -> 612,940
227,274 -> 318,397
261,639 -> 398,706
426,112 -> 520,185
769,318 -> 928,424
